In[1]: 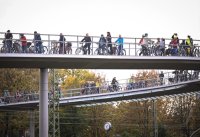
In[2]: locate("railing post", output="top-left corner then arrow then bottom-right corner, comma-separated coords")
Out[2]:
135,38 -> 137,56
48,35 -> 50,54
92,36 -> 93,55
77,36 -> 79,49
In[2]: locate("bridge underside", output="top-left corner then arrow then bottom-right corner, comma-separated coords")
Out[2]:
0,80 -> 200,111
0,54 -> 200,69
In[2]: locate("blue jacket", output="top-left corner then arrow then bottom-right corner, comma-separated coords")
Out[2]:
115,37 -> 124,45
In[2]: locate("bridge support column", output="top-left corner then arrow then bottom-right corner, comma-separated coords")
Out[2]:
39,68 -> 48,137
29,110 -> 35,137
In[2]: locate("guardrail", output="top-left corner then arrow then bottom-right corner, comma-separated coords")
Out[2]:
1,32 -> 200,57
0,70 -> 199,105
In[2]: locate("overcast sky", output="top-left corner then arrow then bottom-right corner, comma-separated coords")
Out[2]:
1,0 -> 200,80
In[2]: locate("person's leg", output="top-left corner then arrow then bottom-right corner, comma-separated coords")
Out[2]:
118,44 -> 122,55
88,43 -> 91,55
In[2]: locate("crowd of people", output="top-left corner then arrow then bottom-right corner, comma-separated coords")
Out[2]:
2,30 -> 197,56
138,33 -> 195,56
0,90 -> 38,104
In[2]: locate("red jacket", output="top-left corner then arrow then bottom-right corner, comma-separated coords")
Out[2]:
20,36 -> 27,46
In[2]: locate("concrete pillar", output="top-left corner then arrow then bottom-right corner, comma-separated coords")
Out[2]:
29,110 -> 35,137
39,69 -> 48,137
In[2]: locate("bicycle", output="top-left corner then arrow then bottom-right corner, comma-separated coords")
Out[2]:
1,40 -> 22,53
27,42 -> 48,54
178,44 -> 187,56
75,42 -> 92,55
191,44 -> 200,57
137,45 -> 151,56
113,43 -> 126,56
65,42 -> 72,54
94,43 -> 108,55
49,41 -> 59,54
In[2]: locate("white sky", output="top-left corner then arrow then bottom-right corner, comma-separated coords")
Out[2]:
1,0 -> 200,80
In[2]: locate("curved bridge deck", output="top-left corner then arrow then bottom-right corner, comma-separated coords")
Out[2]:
0,79 -> 200,110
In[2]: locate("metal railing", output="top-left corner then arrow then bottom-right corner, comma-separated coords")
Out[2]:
1,32 -> 200,57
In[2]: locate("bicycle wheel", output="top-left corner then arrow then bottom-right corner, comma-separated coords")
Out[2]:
94,48 -> 99,55
136,49 -> 142,56
75,47 -> 83,55
112,47 -> 118,55
42,46 -> 48,54
193,49 -> 200,57
179,48 -> 186,56
67,48 -> 72,54
119,49 -> 126,56
1,47 -> 7,53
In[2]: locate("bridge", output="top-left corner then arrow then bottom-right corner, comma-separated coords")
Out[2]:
0,32 -> 200,137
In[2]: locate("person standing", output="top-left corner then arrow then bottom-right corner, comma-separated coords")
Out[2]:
81,33 -> 92,55
98,34 -> 106,54
20,34 -> 27,53
106,32 -> 112,55
5,30 -> 13,53
33,31 -> 42,53
59,33 -> 66,54
115,34 -> 124,55
111,77 -> 118,91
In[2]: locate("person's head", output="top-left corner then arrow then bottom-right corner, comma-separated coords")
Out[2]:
7,30 -> 10,33
86,33 -> 89,36
174,33 -> 178,38
107,32 -> 110,36
20,33 -> 24,37
119,34 -> 121,38
60,33 -> 63,36
142,34 -> 145,38
113,77 -> 116,79
34,31 -> 37,35
101,34 -> 104,37
173,33 -> 178,39
187,35 -> 191,38
144,33 -> 148,37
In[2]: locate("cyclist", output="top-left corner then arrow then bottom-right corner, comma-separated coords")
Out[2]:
4,30 -> 13,53
115,34 -> 124,55
81,33 -> 92,55
139,34 -> 149,56
59,33 -> 66,54
159,71 -> 164,85
111,77 -> 118,91
33,31 -> 42,53
20,34 -> 27,53
185,35 -> 193,56
98,34 -> 106,54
